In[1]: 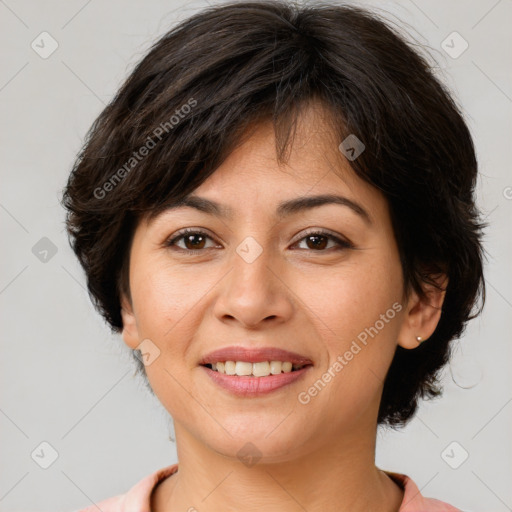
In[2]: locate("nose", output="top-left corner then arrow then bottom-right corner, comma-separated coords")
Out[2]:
213,242 -> 294,329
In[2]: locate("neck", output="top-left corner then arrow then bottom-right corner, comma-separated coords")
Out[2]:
151,419 -> 404,512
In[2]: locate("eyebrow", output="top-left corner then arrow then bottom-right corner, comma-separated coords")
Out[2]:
162,193 -> 372,225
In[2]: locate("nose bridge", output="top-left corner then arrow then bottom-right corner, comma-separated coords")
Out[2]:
215,234 -> 293,327
234,236 -> 272,293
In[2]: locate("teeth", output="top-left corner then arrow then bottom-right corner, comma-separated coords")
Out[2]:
253,361 -> 270,377
282,362 -> 293,373
208,360 -> 303,377
270,361 -> 282,375
225,361 -> 236,375
235,361 -> 253,376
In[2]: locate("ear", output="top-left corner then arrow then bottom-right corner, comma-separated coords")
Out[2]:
397,272 -> 449,349
120,293 -> 141,350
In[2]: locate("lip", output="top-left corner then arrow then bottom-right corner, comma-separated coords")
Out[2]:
200,364 -> 312,396
198,346 -> 313,366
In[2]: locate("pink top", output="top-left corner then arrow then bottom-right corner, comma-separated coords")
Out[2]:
76,463 -> 461,512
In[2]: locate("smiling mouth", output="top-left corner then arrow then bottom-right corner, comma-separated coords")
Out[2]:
201,361 -> 311,377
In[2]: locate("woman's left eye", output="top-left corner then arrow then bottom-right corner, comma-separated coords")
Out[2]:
293,231 -> 353,251
165,229 -> 352,254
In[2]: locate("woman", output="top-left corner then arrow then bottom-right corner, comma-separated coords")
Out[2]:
62,1 -> 486,510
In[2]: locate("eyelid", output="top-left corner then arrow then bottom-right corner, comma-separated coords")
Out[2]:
290,227 -> 353,248
165,226 -> 354,253
165,227 -> 221,249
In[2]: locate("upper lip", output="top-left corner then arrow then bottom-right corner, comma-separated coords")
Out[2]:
199,346 -> 313,366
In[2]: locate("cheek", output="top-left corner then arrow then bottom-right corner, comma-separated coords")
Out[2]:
130,264 -> 205,416
296,290 -> 401,426
299,257 -> 402,342
128,264 -> 206,378
294,250 -> 403,399
132,259 -> 205,329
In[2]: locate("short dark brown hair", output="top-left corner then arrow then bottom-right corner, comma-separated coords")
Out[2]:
61,0 -> 487,427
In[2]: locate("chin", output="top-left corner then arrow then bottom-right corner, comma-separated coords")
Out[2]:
201,422 -> 310,463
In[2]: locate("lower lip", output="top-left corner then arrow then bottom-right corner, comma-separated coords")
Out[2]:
200,365 -> 312,396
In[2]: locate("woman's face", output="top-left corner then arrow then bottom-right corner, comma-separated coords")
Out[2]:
121,104 -> 426,462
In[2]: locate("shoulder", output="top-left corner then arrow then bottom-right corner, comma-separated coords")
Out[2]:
74,463 -> 179,512
385,471 -> 463,512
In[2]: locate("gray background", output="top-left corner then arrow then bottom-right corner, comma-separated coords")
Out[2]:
1,0 -> 511,511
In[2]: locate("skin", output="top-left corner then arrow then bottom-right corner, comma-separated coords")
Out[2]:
120,100 -> 447,512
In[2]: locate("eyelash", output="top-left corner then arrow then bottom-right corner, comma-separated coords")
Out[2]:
165,228 -> 353,255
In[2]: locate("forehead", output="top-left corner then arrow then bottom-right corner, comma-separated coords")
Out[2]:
144,102 -> 388,228
186,112 -> 382,215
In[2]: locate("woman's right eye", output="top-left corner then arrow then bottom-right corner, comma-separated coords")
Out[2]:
165,229 -> 218,254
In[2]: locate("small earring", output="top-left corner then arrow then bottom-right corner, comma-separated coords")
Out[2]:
416,336 -> 423,343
